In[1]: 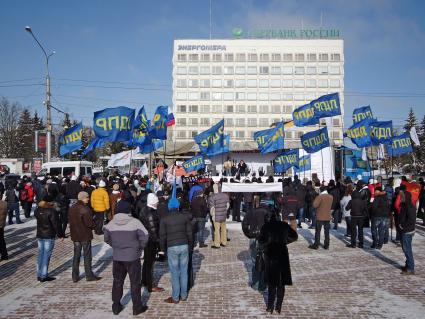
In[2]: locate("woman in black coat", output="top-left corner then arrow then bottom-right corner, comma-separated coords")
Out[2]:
258,212 -> 298,314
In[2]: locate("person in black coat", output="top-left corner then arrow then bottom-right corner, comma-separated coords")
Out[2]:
369,187 -> 390,249
399,190 -> 416,275
346,190 -> 367,248
258,212 -> 298,314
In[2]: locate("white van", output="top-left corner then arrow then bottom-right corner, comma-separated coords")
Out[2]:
39,161 -> 93,177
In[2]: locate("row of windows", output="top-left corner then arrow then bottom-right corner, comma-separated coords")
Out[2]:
175,65 -> 341,75
176,78 -> 342,89
175,129 -> 342,139
175,86 -> 341,101
176,53 -> 341,63
175,116 -> 341,127
176,104 -> 295,114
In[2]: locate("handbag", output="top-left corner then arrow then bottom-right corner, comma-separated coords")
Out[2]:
254,250 -> 265,273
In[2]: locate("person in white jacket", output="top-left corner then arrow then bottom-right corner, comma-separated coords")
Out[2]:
340,184 -> 353,237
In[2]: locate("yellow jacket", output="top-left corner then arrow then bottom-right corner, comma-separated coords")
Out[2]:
91,187 -> 110,213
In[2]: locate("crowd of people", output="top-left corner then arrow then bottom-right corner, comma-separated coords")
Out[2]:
0,168 -> 423,315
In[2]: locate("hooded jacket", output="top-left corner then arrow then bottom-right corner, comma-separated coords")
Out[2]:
370,191 -> 390,218
35,201 -> 61,239
347,190 -> 367,218
104,213 -> 149,261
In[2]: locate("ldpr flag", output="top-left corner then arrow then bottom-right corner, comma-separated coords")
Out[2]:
149,105 -> 168,140
293,93 -> 340,127
93,106 -> 135,142
273,149 -> 299,173
182,155 -> 205,173
345,119 -> 373,148
59,122 -> 83,156
353,105 -> 374,123
300,127 -> 330,153
254,122 -> 285,154
387,132 -> 413,157
194,119 -> 226,156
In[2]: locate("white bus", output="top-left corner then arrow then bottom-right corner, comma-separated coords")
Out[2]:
38,161 -> 93,177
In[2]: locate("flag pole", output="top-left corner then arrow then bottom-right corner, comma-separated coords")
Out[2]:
319,121 -> 325,182
128,148 -> 134,175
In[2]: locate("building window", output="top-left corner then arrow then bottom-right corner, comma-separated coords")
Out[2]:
259,118 -> 269,126
189,54 -> 199,62
224,80 -> 234,88
307,53 -> 317,61
201,118 -> 210,126
225,118 -> 234,126
282,80 -> 293,88
235,92 -> 245,100
247,79 -> 257,88
260,105 -> 268,113
235,66 -> 245,74
176,79 -> 187,88
248,53 -> 258,62
270,79 -> 281,88
247,93 -> 257,100
188,92 -> 199,100
333,118 -> 341,126
212,92 -> 222,101
248,118 -> 257,127
235,79 -> 245,88
282,94 -> 293,100
282,66 -> 292,75
212,66 -> 222,75
306,66 -> 317,75
294,67 -> 305,75
285,131 -> 293,139
271,105 -> 281,113
283,105 -> 292,113
201,105 -> 210,113
177,105 -> 186,112
271,66 -> 281,75
331,53 -> 341,61
271,53 -> 281,62
318,66 -> 328,74
236,53 -> 246,62
176,92 -> 187,100
248,105 -> 257,113
283,53 -> 293,61
224,66 -> 234,75
295,53 -> 305,61
306,79 -> 316,88
223,92 -> 234,101
177,54 -> 187,61
319,53 -> 329,61
191,131 -> 198,138
177,118 -> 187,125
247,66 -> 257,75
224,53 -> 234,62
201,54 -> 210,62
329,66 -> 340,74
213,105 -> 222,113
331,131 -> 341,139
318,79 -> 328,88
330,79 -> 340,88
270,93 -> 280,101
188,66 -> 198,74
177,131 -> 187,138
259,93 -> 269,101
188,79 -> 198,88
259,66 -> 269,74
212,79 -> 222,87
213,53 -> 222,62
235,131 -> 245,139
200,79 -> 210,88
189,105 -> 198,113
294,94 -> 304,100
259,79 -> 269,88
236,118 -> 245,127
237,105 -> 246,113
200,66 -> 210,74
189,118 -> 198,125
260,53 -> 269,62
176,67 -> 187,75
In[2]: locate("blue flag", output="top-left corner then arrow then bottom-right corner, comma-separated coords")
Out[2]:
81,137 -> 105,158
371,120 -> 393,145
345,119 -> 373,148
149,105 -> 168,140
295,155 -> 312,173
254,122 -> 285,154
194,120 -> 226,156
353,105 -> 374,123
273,149 -> 299,173
93,106 -> 135,142
387,132 -> 412,157
301,127 -> 330,153
129,106 -> 150,147
293,93 -> 340,127
138,139 -> 164,154
182,155 -> 205,173
59,122 -> 83,156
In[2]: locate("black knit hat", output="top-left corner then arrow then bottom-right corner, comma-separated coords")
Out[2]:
115,200 -> 131,215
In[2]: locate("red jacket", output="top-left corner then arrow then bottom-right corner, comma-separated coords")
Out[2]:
24,184 -> 34,202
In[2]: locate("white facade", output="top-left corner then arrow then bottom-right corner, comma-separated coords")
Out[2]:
172,39 -> 344,148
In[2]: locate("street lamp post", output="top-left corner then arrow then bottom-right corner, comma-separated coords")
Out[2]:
25,26 -> 55,163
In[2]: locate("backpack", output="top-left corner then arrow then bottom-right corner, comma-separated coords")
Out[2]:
20,188 -> 29,201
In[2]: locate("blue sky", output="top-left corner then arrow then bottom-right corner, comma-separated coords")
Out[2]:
1,0 -> 424,130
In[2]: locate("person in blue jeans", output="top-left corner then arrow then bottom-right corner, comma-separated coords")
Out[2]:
34,195 -> 62,282
369,188 -> 390,249
160,197 -> 193,303
398,189 -> 416,275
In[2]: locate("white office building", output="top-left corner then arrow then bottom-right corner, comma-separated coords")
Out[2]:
171,38 -> 344,178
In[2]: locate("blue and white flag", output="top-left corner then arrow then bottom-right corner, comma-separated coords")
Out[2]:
138,139 -> 164,154
293,93 -> 340,127
93,106 -> 135,142
353,105 -> 374,123
294,155 -> 311,173
149,105 -> 168,140
182,155 -> 205,173
194,119 -> 226,156
81,137 -> 105,158
59,122 -> 83,156
371,120 -> 393,145
301,127 -> 330,153
345,119 -> 373,148
273,149 -> 299,173
254,122 -> 285,154
387,132 -> 413,157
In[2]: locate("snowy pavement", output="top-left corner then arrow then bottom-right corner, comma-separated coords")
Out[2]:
0,216 -> 424,319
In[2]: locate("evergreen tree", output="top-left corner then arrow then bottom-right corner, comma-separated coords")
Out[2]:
416,114 -> 425,167
17,109 -> 35,161
404,107 -> 417,131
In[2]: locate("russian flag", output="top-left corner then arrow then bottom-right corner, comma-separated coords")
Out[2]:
166,113 -> 175,127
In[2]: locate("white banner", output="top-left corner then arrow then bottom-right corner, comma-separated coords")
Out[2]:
108,149 -> 138,167
410,127 -> 420,146
222,182 -> 282,193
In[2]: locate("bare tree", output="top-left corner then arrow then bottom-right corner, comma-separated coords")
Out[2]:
0,97 -> 22,158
